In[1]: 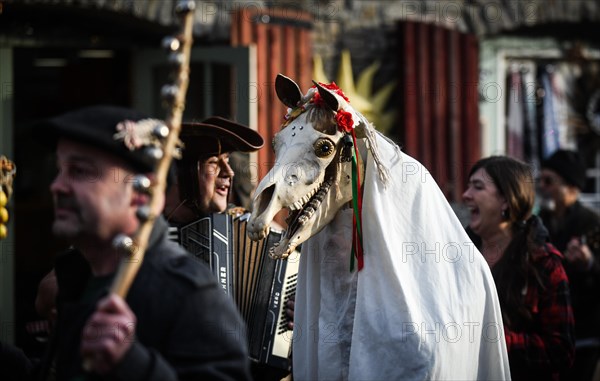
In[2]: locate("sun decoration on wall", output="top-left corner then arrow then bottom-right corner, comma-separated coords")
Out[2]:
313,49 -> 397,135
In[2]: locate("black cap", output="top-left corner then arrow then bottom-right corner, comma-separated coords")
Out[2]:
180,116 -> 264,158
36,105 -> 165,173
542,149 -> 587,190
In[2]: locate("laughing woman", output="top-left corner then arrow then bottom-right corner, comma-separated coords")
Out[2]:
462,156 -> 575,381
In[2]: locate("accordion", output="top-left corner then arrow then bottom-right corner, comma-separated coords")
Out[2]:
171,212 -> 298,370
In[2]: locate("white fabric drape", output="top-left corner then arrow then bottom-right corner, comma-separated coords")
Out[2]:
293,134 -> 511,380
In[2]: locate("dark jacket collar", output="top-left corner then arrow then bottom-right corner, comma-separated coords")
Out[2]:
55,216 -> 170,300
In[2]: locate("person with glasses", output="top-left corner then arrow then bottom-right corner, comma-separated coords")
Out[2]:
163,117 -> 264,226
162,119 -> 291,381
538,149 -> 600,381
463,155 -> 575,380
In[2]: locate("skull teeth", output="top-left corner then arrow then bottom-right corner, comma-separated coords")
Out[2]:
285,177 -> 333,236
289,182 -> 323,211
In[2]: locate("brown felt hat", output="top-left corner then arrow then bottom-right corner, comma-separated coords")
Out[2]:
180,116 -> 264,158
175,117 -> 264,208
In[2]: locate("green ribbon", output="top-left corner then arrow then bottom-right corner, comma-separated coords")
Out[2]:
349,132 -> 364,272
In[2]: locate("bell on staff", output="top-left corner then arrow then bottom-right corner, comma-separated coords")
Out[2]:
161,84 -> 179,102
152,124 -> 170,139
136,206 -> 153,222
133,175 -> 152,193
113,234 -> 135,254
168,52 -> 185,66
162,37 -> 181,52
144,146 -> 164,161
175,0 -> 196,14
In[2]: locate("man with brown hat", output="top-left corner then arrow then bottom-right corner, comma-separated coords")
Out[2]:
163,116 -> 263,226
163,119 -> 294,381
538,148 -> 600,381
1,105 -> 252,380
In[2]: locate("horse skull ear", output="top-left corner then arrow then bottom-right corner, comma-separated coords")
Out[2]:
312,81 -> 340,111
275,74 -> 303,108
354,119 -> 367,139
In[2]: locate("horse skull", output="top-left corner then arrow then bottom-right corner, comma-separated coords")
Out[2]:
247,75 -> 356,258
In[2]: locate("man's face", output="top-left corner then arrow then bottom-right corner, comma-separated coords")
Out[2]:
537,168 -> 567,205
196,153 -> 234,214
50,139 -> 135,243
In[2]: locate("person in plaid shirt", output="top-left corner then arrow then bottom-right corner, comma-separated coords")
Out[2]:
463,156 -> 575,380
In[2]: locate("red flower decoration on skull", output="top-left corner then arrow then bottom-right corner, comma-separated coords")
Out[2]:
311,81 -> 350,107
335,110 -> 354,133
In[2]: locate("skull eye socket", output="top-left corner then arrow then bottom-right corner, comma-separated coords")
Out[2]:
313,138 -> 335,158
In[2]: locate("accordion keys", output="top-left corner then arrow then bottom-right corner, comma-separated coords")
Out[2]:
177,212 -> 298,370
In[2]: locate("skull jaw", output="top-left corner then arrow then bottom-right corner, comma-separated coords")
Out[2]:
270,236 -> 297,259
250,161 -> 354,259
269,193 -> 353,259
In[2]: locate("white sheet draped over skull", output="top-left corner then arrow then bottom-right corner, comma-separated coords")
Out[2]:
292,133 -> 511,381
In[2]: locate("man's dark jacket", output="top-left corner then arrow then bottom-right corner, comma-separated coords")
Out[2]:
540,201 -> 600,340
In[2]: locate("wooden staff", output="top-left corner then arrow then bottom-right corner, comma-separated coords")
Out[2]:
110,0 -> 195,297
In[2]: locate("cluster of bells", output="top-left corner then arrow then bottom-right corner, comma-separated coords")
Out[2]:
159,0 -> 196,107
0,187 -> 8,239
111,175 -> 153,254
111,0 -> 195,256
0,155 -> 15,240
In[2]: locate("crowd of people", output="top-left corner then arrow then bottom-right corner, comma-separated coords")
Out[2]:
0,102 -> 599,381
462,150 -> 600,381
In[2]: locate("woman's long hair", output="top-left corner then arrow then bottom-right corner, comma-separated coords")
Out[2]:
469,156 -> 548,329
